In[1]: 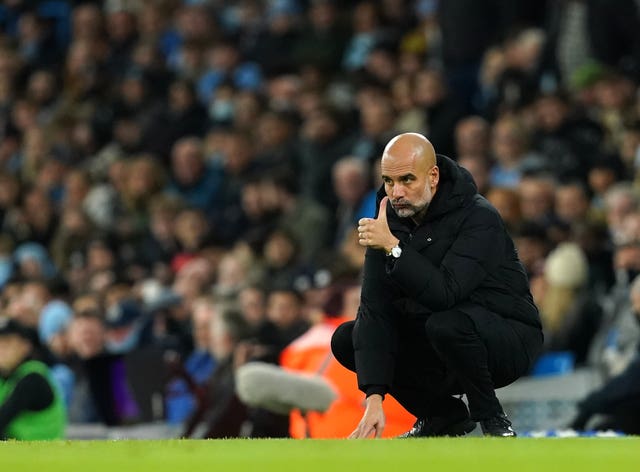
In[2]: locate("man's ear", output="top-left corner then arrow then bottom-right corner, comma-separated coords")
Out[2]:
431,166 -> 440,187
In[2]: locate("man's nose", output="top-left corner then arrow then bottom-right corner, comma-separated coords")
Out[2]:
391,184 -> 405,199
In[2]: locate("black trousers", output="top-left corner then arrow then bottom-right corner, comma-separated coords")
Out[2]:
331,307 -> 542,421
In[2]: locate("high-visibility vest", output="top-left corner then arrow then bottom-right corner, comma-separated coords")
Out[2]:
0,360 -> 66,440
280,316 -> 415,438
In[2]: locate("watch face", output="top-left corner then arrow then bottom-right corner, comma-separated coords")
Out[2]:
391,246 -> 402,258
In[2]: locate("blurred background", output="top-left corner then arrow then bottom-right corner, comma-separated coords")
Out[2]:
1,0 -> 640,439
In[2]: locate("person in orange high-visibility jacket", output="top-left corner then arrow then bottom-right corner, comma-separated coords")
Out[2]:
280,313 -> 414,438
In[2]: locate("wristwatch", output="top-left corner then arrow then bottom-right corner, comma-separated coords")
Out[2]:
387,243 -> 402,258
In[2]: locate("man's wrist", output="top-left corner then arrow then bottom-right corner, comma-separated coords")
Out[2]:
384,238 -> 400,255
366,393 -> 384,404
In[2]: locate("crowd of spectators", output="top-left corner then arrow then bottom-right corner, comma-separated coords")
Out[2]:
2,0 -> 640,437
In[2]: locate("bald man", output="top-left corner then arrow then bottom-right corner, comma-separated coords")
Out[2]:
331,133 -> 542,438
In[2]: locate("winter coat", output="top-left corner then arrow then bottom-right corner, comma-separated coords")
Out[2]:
354,154 -> 541,392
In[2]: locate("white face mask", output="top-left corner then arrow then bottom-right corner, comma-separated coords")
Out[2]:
209,100 -> 234,122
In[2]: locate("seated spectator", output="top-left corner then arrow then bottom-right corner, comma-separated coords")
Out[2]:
570,276 -> 640,434
260,229 -> 304,293
236,285 -> 310,366
490,116 -> 545,188
555,181 -> 597,230
455,116 -> 491,160
166,137 -> 223,214
197,40 -> 262,106
6,280 -> 51,329
512,221 -> 552,279
103,297 -> 147,355
139,194 -> 182,262
458,154 -> 491,196
165,296 -> 217,425
13,242 -> 57,282
587,255 -> 640,379
213,249 -> 257,301
238,284 -> 267,332
518,174 -> 557,227
603,183 -> 639,246
237,286 -> 311,438
570,354 -> 640,434
143,80 -> 209,160
342,2 -> 384,72
486,187 -> 522,232
391,75 -> 427,135
588,158 -> 623,215
66,305 -> 139,426
38,300 -> 75,409
292,0 -> 348,71
350,90 -> 397,164
413,67 -> 465,157
532,91 -> 605,181
332,157 -> 372,247
173,257 -> 215,311
533,243 -> 603,366
0,317 -> 66,440
328,228 -> 367,282
266,170 -> 332,264
50,207 -> 96,273
297,105 -> 357,212
483,29 -> 543,118
182,304 -> 251,439
253,110 -> 297,173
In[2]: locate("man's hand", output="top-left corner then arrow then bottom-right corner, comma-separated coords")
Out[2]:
349,394 -> 386,439
358,197 -> 399,253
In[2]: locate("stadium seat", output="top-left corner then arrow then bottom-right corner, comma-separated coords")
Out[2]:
531,351 -> 576,377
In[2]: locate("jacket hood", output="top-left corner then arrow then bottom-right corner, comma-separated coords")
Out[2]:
376,154 -> 478,222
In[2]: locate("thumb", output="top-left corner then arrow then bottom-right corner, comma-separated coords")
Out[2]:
378,196 -> 389,222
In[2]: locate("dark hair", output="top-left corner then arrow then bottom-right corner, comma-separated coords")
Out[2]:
219,306 -> 252,342
269,169 -> 300,195
0,316 -> 39,346
267,283 -> 304,304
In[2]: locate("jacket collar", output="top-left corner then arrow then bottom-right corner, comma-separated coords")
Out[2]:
377,154 -> 478,230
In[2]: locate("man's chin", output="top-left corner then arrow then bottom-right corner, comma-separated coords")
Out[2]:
394,207 -> 415,218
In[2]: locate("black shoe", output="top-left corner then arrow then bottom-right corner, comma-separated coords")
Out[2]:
480,412 -> 517,437
398,417 -> 477,438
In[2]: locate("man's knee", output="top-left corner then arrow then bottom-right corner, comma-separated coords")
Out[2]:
331,320 -> 356,372
425,310 -> 476,349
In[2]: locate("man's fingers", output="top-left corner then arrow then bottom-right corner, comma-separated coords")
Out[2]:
349,423 -> 376,439
378,196 -> 389,222
364,425 -> 376,438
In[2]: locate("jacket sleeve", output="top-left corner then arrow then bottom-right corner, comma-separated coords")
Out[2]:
387,206 -> 505,311
353,247 -> 399,394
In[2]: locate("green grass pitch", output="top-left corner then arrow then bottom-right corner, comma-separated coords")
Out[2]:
2,438 -> 639,472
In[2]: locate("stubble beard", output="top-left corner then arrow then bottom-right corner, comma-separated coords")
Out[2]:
392,198 -> 430,218
390,181 -> 433,219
